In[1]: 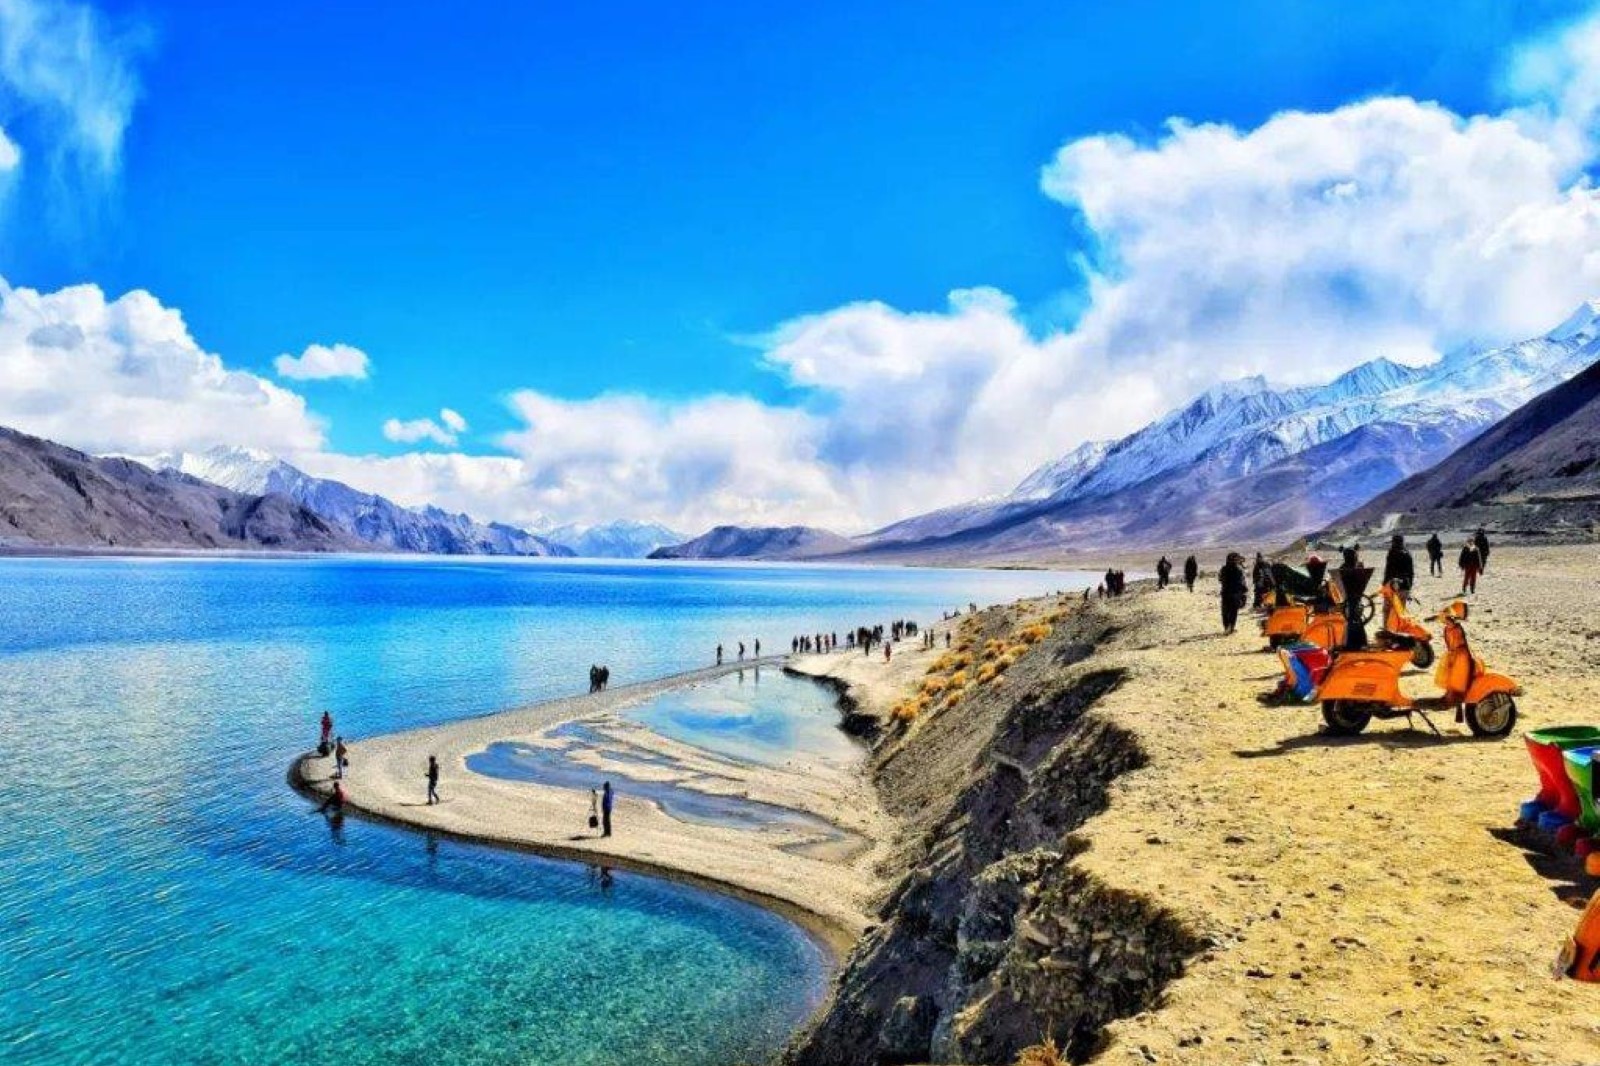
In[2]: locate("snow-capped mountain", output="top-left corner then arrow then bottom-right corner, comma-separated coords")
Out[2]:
543,520 -> 683,559
146,447 -> 574,557
857,302 -> 1600,558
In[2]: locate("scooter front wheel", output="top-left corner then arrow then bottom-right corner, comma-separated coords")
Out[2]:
1465,693 -> 1517,738
1322,700 -> 1374,736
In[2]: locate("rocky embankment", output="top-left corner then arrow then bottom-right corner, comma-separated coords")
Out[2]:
787,603 -> 1198,1065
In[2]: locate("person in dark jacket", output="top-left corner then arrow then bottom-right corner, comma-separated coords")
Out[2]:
601,781 -> 615,837
1156,556 -> 1172,589
1250,553 -> 1274,608
1473,528 -> 1491,573
1381,534 -> 1415,594
1459,541 -> 1482,594
1219,553 -> 1248,635
1305,553 -> 1328,588
1425,533 -> 1444,577
1183,555 -> 1199,592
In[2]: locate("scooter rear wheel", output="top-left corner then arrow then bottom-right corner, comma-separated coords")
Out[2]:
1465,693 -> 1517,738
1411,642 -> 1435,670
1322,700 -> 1373,736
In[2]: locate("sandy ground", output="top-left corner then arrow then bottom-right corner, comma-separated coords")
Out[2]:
1064,544 -> 1600,1065
294,656 -> 890,954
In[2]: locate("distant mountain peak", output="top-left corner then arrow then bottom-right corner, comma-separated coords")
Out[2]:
1547,299 -> 1600,342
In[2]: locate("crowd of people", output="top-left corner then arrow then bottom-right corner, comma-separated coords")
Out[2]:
1185,526 -> 1496,635
1098,569 -> 1129,597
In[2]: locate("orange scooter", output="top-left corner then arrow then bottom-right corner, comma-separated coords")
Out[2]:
1317,601 -> 1520,738
1262,579 -> 1355,650
1369,582 -> 1435,669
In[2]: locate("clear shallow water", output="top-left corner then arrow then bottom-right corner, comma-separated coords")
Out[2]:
0,556 -> 1086,1066
624,668 -> 865,769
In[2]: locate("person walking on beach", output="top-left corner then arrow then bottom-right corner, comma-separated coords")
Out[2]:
1426,533 -> 1444,577
716,644 -> 723,665
1183,555 -> 1198,592
754,639 -> 760,657
600,781 -> 614,837
1219,553 -> 1248,635
1156,556 -> 1171,589
426,755 -> 440,805
1381,534 -> 1415,595
1459,541 -> 1482,595
333,737 -> 348,780
319,711 -> 333,752
737,641 -> 745,661
1474,528 -> 1492,573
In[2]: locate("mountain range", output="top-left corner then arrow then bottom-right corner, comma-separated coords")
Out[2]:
10,302 -> 1600,562
833,302 -> 1600,560
0,427 -> 363,553
648,525 -> 855,560
1329,348 -> 1600,541
148,447 -> 575,557
545,520 -> 684,559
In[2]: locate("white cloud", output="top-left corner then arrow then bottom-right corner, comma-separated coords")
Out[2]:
382,409 -> 466,447
0,277 -> 324,455
0,126 -> 18,172
0,0 -> 145,180
273,341 -> 370,381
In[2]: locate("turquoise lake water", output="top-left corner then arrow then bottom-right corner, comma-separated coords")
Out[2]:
0,556 -> 1086,1066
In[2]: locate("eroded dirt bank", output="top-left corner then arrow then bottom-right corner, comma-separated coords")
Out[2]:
786,603 -> 1198,1064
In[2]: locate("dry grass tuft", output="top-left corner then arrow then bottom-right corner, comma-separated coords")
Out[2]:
1015,1037 -> 1066,1066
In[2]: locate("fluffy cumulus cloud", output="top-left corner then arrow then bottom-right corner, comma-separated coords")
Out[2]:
0,0 -> 145,181
382,408 -> 467,447
274,341 -> 371,381
0,277 -> 325,455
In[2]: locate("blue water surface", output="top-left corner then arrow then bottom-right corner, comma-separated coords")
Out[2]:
0,556 -> 1086,1066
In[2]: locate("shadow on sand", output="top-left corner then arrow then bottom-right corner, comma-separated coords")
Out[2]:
1234,726 -> 1483,759
1488,826 -> 1593,907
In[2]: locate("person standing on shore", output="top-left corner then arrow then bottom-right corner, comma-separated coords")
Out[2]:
1381,534 -> 1415,594
1183,555 -> 1198,592
333,737 -> 348,780
1474,528 -> 1492,572
601,781 -> 614,837
1426,533 -> 1444,577
1459,541 -> 1482,595
1219,553 -> 1248,635
319,711 -> 333,752
754,639 -> 760,657
716,644 -> 723,665
426,755 -> 440,805
319,780 -> 345,814
737,641 -> 745,661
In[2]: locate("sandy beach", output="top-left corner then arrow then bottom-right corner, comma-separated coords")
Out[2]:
293,656 -> 894,954
1076,543 -> 1600,1063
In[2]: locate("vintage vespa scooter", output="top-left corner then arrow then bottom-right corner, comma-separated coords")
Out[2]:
1313,565 -> 1520,738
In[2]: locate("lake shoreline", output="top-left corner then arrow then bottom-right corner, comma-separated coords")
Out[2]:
289,655 -> 892,962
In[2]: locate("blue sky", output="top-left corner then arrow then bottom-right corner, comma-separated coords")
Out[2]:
4,0 -> 1600,531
